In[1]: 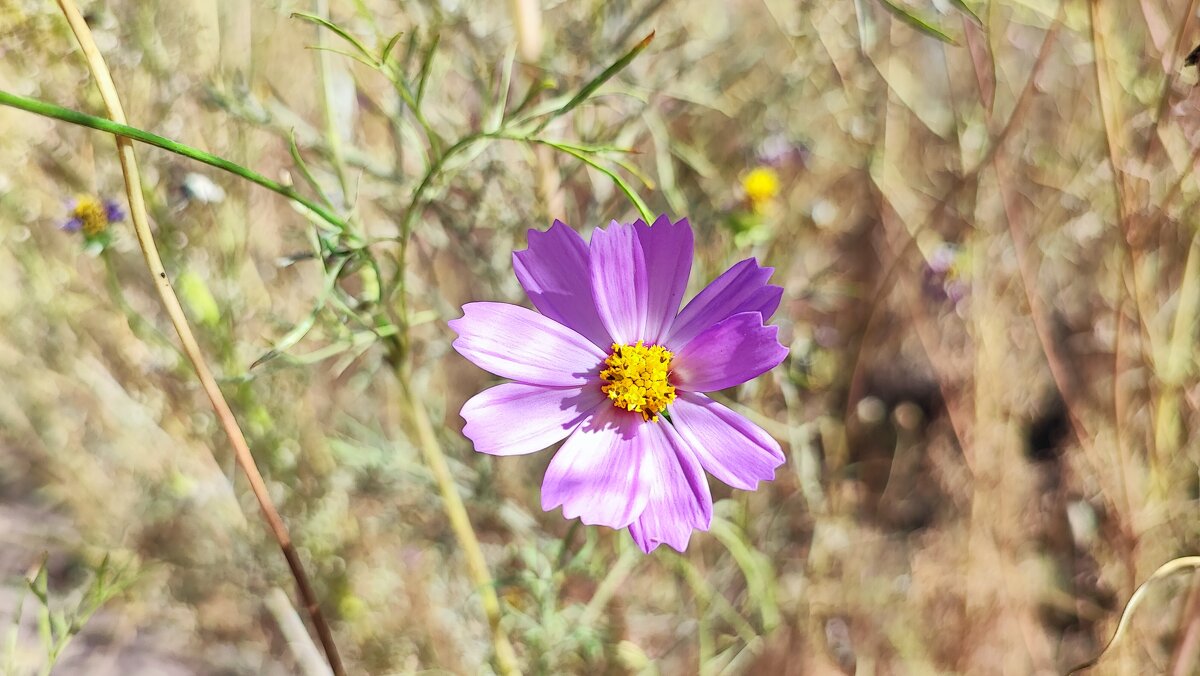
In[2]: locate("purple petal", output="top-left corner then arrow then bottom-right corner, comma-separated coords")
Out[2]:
627,421 -> 713,553
665,259 -> 783,351
589,221 -> 649,344
61,218 -> 82,233
635,216 -> 693,344
671,312 -> 788,392
449,302 -> 606,386
513,221 -> 611,348
103,200 -> 124,223
541,406 -> 650,529
668,392 -> 785,490
461,383 -> 607,456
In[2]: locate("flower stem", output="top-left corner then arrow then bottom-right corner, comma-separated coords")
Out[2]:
53,1 -> 346,673
0,90 -> 346,232
394,369 -> 522,676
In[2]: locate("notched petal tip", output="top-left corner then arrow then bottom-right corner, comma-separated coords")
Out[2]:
540,409 -> 650,529
666,257 -> 784,349
521,219 -> 572,247
513,223 -> 612,347
460,383 -> 604,457
449,302 -> 606,386
669,392 -> 785,491
672,311 -> 789,393
760,284 -> 785,314
622,421 -> 713,554
629,525 -> 687,554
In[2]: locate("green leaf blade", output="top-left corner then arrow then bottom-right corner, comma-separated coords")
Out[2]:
876,0 -> 958,44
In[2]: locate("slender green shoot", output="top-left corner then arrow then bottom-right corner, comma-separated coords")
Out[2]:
0,89 -> 347,231
534,32 -> 655,133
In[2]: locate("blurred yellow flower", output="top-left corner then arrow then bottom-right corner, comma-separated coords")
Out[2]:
742,167 -> 780,212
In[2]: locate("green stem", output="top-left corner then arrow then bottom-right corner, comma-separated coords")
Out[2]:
527,139 -> 653,223
391,133 -> 487,354
395,367 -> 522,676
0,89 -> 347,231
381,54 -> 443,155
388,129 -> 654,355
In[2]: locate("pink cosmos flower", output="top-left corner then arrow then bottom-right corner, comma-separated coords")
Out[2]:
449,216 -> 788,553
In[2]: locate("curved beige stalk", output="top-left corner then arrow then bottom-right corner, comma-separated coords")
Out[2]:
53,2 -> 345,673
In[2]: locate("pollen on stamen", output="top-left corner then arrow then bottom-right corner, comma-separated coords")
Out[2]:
599,340 -> 676,422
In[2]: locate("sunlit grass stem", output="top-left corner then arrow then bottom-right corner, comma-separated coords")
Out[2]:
53,1 -> 346,673
394,369 -> 522,676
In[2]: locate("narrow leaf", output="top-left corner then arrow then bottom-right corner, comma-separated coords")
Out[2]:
537,140 -> 652,222
380,30 -> 405,65
417,32 -> 440,105
876,0 -> 957,44
488,45 -> 516,132
536,31 -> 655,132
853,0 -> 876,53
287,129 -> 335,211
251,255 -> 350,369
290,12 -> 373,60
304,44 -> 378,70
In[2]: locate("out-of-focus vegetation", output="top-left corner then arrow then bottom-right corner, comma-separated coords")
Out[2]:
3,0 -> 1200,673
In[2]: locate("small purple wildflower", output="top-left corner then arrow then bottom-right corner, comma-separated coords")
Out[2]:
62,195 -> 123,237
927,243 -> 957,275
450,216 -> 789,553
922,243 -> 969,310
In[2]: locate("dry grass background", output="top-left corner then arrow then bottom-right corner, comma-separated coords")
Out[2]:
2,0 -> 1200,674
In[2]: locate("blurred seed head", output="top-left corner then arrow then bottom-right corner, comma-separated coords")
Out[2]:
893,401 -> 924,431
856,396 -> 887,425
811,198 -> 838,228
756,133 -> 810,169
180,172 -> 226,204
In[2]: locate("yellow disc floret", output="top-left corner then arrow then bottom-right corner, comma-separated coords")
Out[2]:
72,196 -> 109,236
600,340 -> 676,422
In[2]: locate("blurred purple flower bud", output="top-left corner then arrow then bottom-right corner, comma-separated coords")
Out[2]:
756,133 -> 809,169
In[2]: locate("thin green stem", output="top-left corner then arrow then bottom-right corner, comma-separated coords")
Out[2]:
390,72 -> 443,153
532,31 -> 655,134
391,132 -> 488,353
530,139 -> 652,222
395,368 -> 522,676
388,129 -> 653,353
0,89 -> 347,231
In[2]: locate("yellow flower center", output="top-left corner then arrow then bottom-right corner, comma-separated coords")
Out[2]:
742,167 -> 780,210
600,341 -> 676,422
73,197 -> 109,236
